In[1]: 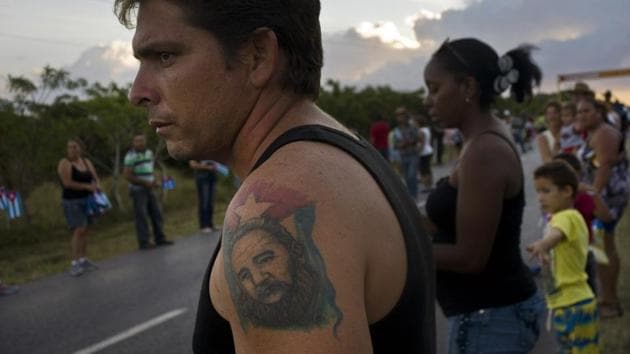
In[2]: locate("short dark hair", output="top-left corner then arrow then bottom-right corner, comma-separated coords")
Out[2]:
544,100 -> 561,114
553,152 -> 582,173
115,0 -> 323,99
534,161 -> 579,197
578,96 -> 608,119
430,38 -> 542,110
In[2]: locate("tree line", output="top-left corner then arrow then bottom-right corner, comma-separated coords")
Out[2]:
0,66 -> 552,215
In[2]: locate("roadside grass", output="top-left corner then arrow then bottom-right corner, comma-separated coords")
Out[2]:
0,170 -> 236,284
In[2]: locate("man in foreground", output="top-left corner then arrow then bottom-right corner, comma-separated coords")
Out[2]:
115,0 -> 435,352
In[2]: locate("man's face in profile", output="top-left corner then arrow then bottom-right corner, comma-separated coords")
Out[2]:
231,230 -> 293,304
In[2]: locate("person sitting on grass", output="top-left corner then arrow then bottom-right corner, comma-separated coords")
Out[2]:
528,161 -> 599,353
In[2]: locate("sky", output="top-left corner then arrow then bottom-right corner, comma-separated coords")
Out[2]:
1,0 -> 629,103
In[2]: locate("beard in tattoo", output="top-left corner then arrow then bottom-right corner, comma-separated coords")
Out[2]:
225,217 -> 331,328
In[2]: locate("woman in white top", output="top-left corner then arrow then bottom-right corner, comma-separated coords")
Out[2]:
537,101 -> 562,163
416,115 -> 434,192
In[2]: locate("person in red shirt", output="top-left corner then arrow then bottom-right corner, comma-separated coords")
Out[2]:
369,113 -> 390,160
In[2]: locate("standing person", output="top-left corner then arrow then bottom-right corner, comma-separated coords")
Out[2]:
559,101 -> 583,155
115,1 -> 436,353
430,116 -> 445,165
423,38 -> 544,353
528,161 -> 599,353
368,113 -> 390,160
537,101 -> 563,163
576,97 -> 628,318
570,82 -> 595,104
553,152 -> 612,295
417,115 -> 434,192
509,112 -> 528,154
123,134 -> 173,250
57,138 -> 101,277
392,106 -> 420,200
387,128 -> 401,174
190,160 -> 218,234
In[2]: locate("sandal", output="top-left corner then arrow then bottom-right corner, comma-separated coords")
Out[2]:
599,302 -> 624,319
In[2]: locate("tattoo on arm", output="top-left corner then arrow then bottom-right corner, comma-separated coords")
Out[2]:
222,182 -> 343,335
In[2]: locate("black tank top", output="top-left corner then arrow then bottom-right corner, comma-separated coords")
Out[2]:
193,125 -> 436,354
425,131 -> 536,317
62,160 -> 93,200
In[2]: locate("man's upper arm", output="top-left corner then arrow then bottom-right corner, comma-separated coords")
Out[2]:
217,174 -> 372,353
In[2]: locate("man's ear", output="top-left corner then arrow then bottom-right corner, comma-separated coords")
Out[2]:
245,27 -> 278,88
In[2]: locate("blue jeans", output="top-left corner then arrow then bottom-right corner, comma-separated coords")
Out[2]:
196,172 -> 217,229
447,292 -> 545,354
129,186 -> 165,247
400,153 -> 419,199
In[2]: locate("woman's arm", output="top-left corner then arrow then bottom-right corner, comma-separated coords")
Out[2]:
537,133 -> 552,163
85,159 -> 101,189
592,127 -> 620,193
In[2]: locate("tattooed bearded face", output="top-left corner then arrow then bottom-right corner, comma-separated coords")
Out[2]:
229,228 -> 321,327
232,230 -> 293,303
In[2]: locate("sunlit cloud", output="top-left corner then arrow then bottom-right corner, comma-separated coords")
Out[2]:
355,21 -> 420,49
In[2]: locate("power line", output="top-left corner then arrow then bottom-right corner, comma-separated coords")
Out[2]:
0,32 -> 92,48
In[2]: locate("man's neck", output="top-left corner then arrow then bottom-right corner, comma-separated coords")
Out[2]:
228,90 -> 316,179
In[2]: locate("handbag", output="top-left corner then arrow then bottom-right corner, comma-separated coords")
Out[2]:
85,191 -> 112,217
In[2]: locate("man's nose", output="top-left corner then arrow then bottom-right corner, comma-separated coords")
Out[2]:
128,68 -> 158,107
251,269 -> 269,285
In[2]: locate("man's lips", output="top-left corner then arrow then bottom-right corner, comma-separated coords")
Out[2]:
149,120 -> 175,135
149,120 -> 173,129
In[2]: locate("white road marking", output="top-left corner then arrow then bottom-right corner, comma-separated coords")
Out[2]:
72,308 -> 187,354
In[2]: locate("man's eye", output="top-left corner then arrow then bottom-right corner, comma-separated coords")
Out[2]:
238,270 -> 251,282
159,52 -> 173,65
258,254 -> 275,264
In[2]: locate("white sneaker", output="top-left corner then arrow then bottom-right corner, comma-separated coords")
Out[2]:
201,227 -> 214,234
69,263 -> 84,277
79,259 -> 98,272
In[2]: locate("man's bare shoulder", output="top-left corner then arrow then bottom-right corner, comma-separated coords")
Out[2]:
211,143 -> 388,352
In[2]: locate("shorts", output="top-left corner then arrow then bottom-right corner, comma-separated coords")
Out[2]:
446,292 -> 545,354
419,155 -> 432,175
62,197 -> 93,230
552,298 -> 599,353
601,203 -> 626,232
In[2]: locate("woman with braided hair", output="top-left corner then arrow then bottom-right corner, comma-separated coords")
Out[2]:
424,38 -> 545,353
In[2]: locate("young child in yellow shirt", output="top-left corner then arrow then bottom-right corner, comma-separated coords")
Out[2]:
528,161 -> 599,353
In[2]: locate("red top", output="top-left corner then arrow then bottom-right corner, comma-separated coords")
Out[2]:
574,192 -> 595,243
370,121 -> 390,150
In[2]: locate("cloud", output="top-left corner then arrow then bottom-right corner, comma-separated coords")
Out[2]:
7,0 -> 628,104
411,0 -> 630,92
321,27 -> 426,84
345,0 -> 630,101
64,40 -> 138,86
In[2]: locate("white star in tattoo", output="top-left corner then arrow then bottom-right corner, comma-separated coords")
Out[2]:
234,194 -> 273,222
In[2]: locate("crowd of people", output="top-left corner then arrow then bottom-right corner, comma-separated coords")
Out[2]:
4,0 -> 630,353
53,132 -> 227,277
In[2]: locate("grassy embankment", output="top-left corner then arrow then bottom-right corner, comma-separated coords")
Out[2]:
0,169 -> 236,284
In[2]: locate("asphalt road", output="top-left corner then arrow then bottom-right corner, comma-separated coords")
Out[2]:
0,145 -> 555,354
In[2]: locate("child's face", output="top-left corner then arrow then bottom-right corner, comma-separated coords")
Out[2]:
561,108 -> 575,126
534,177 -> 574,214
